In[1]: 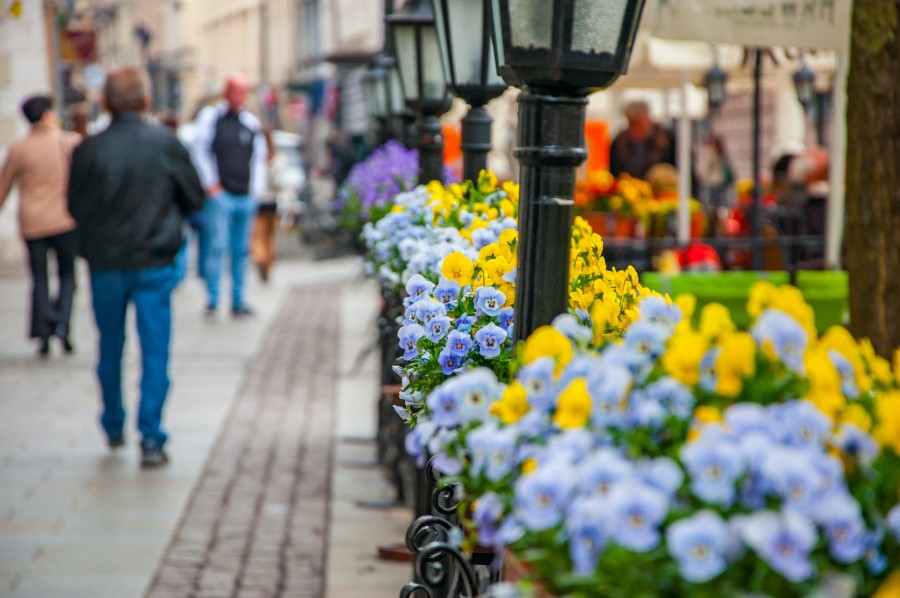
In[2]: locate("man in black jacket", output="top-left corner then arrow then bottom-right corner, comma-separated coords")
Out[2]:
68,67 -> 204,468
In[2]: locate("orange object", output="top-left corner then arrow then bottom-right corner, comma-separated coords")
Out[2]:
584,120 -> 610,174
442,123 -> 462,179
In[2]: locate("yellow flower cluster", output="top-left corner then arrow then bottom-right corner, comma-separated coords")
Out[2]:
424,170 -> 518,241
747,281 -> 816,340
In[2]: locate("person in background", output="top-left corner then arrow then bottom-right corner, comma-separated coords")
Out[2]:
190,73 -> 267,317
695,133 -> 735,236
0,95 -> 81,356
68,67 -> 204,467
251,129 -> 303,282
68,103 -> 90,138
609,100 -> 676,180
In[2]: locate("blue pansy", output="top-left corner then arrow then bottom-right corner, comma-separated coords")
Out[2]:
607,478 -> 669,552
474,286 -> 507,317
586,364 -> 633,429
403,303 -> 420,326
543,428 -> 594,465
498,307 -> 515,334
699,347 -> 721,393
414,298 -> 447,324
473,492 -> 505,549
446,329 -> 475,356
398,323 -> 425,361
666,510 -> 730,583
768,400 -> 831,449
426,316 -> 452,342
812,492 -> 867,563
472,227 -> 499,250
427,384 -> 461,427
724,403 -> 769,436
887,504 -> 900,540
680,426 -> 746,507
643,377 -> 694,420
828,349 -> 859,398
636,457 -> 684,499
637,295 -> 682,329
433,278 -> 462,309
761,447 -> 825,513
513,460 -> 577,531
453,368 -> 503,424
623,321 -> 672,358
404,420 -> 436,467
577,448 -> 632,497
468,422 -> 518,482
599,343 -> 654,383
738,510 -> 817,582
517,357 -> 557,411
566,496 -> 613,575
552,313 -> 593,344
405,273 -> 435,302
455,313 -> 478,333
751,309 -> 808,374
438,348 -> 465,375
833,423 -> 879,466
474,323 -> 508,358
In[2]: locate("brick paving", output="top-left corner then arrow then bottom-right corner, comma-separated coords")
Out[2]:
146,285 -> 339,598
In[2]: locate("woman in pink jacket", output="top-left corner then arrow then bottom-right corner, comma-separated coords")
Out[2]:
0,96 -> 81,356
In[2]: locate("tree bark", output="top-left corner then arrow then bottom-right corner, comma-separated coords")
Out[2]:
845,0 -> 900,357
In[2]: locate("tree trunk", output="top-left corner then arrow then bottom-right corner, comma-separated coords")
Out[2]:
845,0 -> 900,357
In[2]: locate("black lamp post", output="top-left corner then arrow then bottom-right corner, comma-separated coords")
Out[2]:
793,63 -> 816,113
490,0 -> 647,342
388,0 -> 452,185
363,59 -> 391,145
704,64 -> 728,114
433,0 -> 507,181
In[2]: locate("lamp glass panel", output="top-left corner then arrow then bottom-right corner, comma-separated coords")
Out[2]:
490,0 -> 505,66
420,25 -> 448,100
387,65 -> 406,114
571,0 -> 627,55
393,24 -> 419,101
363,76 -> 385,116
433,0 -> 453,83
446,0 -> 497,85
508,0 -> 552,50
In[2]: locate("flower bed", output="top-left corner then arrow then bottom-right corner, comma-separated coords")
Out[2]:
407,289 -> 900,597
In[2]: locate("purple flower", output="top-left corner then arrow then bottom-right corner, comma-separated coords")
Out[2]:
446,329 -> 474,357
398,324 -> 425,361
737,510 -> 817,582
337,140 -> 417,216
607,478 -> 669,552
454,312 -> 477,333
474,286 -> 506,317
404,421 -> 436,467
426,316 -> 452,342
680,426 -> 746,507
413,298 -> 447,324
433,279 -> 461,308
427,384 -> 461,427
498,307 -> 515,334
437,349 -> 465,375
405,274 -> 436,302
666,510 -> 730,582
566,496 -> 613,574
473,492 -> 505,548
474,323 -> 507,358
812,492 -> 866,563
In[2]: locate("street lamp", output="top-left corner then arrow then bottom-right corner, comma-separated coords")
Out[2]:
490,0 -> 647,341
433,0 -> 507,181
704,64 -> 728,114
388,0 -> 452,185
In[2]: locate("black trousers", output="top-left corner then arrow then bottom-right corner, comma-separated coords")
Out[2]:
24,229 -> 77,340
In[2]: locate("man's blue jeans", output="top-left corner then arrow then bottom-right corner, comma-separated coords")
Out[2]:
90,265 -> 176,450
203,191 -> 256,310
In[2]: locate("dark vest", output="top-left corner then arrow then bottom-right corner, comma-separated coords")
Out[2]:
212,111 -> 255,196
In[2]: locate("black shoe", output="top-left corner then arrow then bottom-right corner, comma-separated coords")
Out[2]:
37,338 -> 50,357
231,305 -> 255,317
204,305 -> 217,318
140,446 -> 169,468
108,435 -> 125,450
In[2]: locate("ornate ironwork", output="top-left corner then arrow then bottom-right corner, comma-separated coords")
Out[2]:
406,515 -> 454,553
415,542 -> 481,597
425,457 -> 461,516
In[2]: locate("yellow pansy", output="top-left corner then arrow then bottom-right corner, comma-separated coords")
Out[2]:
390,204 -> 406,213
478,242 -> 500,262
873,571 -> 900,598
501,180 -> 519,204
523,326 -> 573,375
478,169 -> 498,194
873,390 -> 900,454
747,281 -> 778,320
441,252 -> 474,285
490,381 -> 530,425
521,456 -> 538,475
714,332 -> 756,397
482,255 -> 512,285
499,199 -> 516,218
699,303 -> 736,339
553,378 -> 592,429
673,294 -> 697,333
805,345 -> 845,420
662,330 -> 709,386
841,403 -> 872,433
498,229 -> 518,261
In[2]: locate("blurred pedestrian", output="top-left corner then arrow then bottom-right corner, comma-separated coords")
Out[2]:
190,73 -> 267,317
695,133 -> 735,235
609,100 -> 676,180
251,129 -> 302,282
68,67 -> 204,467
0,95 -> 81,356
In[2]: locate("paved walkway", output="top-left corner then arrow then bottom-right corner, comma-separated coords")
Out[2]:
0,253 -> 411,597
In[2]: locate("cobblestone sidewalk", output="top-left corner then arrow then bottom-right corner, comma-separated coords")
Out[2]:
147,285 -> 338,598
